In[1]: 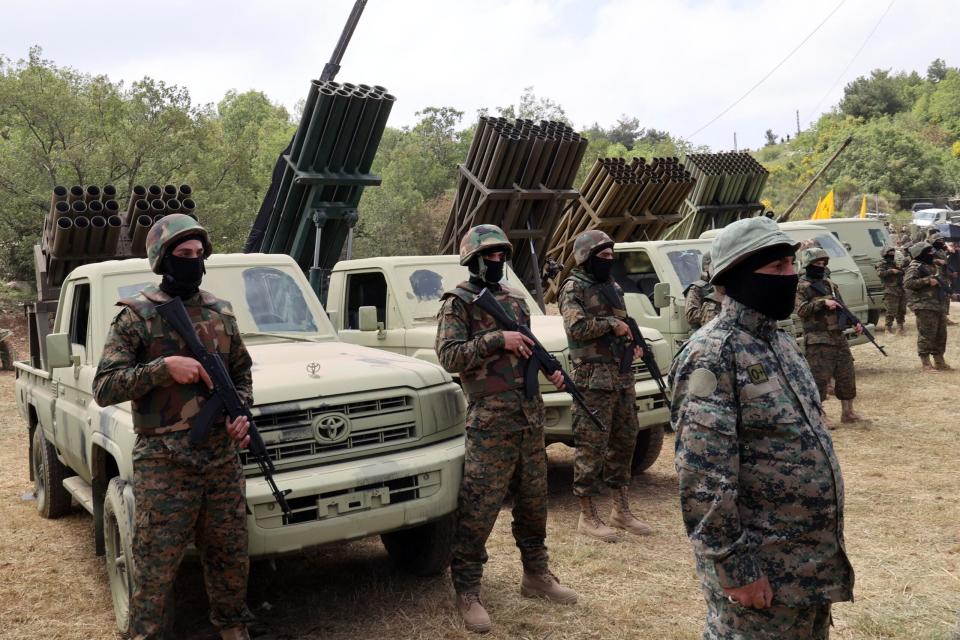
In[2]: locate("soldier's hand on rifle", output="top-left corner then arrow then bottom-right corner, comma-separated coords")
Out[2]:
930,278 -> 940,287
503,331 -> 535,358
547,370 -> 565,391
164,356 -> 213,389
723,575 -> 773,610
855,323 -> 864,335
226,415 -> 251,448
633,345 -> 644,361
824,299 -> 840,310
612,319 -> 630,337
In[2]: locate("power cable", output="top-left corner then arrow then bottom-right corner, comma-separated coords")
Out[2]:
809,0 -> 896,118
686,0 -> 848,141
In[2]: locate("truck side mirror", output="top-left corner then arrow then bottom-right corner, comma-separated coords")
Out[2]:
653,282 -> 671,309
358,306 -> 381,332
46,333 -> 72,369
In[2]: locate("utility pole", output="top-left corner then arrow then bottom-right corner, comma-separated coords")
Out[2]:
733,132 -> 738,152
796,109 -> 801,136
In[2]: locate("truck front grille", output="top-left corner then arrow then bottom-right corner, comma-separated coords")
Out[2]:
243,395 -> 417,466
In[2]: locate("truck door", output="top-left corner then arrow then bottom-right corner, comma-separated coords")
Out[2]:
51,280 -> 96,479
612,248 -> 674,340
337,270 -> 406,354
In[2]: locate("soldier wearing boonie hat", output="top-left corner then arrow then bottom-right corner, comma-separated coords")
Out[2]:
669,216 -> 854,639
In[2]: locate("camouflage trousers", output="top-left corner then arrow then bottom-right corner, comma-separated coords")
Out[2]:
572,387 -> 639,497
130,428 -> 252,639
703,591 -> 832,639
450,425 -> 549,594
804,341 -> 856,401
883,289 -> 906,327
915,309 -> 947,356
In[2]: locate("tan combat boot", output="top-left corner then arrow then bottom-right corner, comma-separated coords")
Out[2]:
876,325 -> 887,334
577,496 -> 618,542
456,592 -> 491,634
520,570 -> 578,604
609,486 -> 653,536
934,354 -> 954,371
840,400 -> 866,424
921,355 -> 937,372
220,627 -> 250,640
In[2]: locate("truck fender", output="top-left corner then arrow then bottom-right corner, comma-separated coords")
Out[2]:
90,435 -> 126,556
411,348 -> 441,367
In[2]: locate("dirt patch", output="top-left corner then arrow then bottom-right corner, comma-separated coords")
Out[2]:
0,312 -> 959,639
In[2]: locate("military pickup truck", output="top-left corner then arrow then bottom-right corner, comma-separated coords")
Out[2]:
15,252 -> 466,633
324,255 -> 672,473
612,222 -> 875,360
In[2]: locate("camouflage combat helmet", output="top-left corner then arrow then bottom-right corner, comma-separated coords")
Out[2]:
145,214 -> 213,274
881,245 -> 895,257
909,241 -> 932,259
800,247 -> 829,267
710,217 -> 800,283
573,230 -> 614,265
459,224 -> 512,266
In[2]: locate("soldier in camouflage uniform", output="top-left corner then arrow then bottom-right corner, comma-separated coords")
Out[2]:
557,230 -> 653,543
93,215 -> 254,640
435,224 -> 577,634
904,241 -> 952,371
684,250 -> 723,332
670,217 -> 854,640
928,231 -> 957,325
795,247 -> 866,427
875,245 -> 907,334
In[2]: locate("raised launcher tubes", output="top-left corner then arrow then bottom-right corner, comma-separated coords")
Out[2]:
244,81 -> 395,303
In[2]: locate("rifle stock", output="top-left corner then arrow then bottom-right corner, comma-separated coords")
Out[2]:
155,297 -> 293,519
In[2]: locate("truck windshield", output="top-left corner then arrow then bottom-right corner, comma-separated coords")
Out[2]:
914,211 -> 938,221
394,263 -> 539,322
106,264 -> 334,337
663,249 -> 704,290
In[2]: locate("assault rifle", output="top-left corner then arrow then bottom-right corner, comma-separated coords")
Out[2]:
809,281 -> 888,357
156,296 -> 293,520
472,288 -> 608,432
599,284 -> 669,405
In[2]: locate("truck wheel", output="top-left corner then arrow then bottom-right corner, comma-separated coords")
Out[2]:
381,514 -> 456,576
0,341 -> 14,370
104,477 -> 134,635
631,424 -> 665,474
31,428 -> 73,519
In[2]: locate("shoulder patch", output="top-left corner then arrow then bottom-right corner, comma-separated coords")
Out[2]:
688,368 -> 718,397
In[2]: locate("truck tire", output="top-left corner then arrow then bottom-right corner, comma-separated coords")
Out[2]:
381,514 -> 456,576
0,341 -> 14,370
631,424 -> 665,474
104,477 -> 134,636
31,428 -> 73,519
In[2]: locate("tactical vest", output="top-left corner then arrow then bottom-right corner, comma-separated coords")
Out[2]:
118,285 -> 236,435
560,270 -> 627,365
441,281 -> 527,399
798,277 -> 843,335
875,259 -> 904,287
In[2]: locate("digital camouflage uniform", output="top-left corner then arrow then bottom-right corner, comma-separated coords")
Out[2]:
684,252 -> 722,331
436,276 -> 549,593
558,267 -> 638,497
904,242 -> 948,359
874,248 -> 907,331
93,216 -> 253,640
795,267 -> 856,402
670,296 -> 854,640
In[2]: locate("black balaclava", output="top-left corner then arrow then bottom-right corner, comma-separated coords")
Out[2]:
805,263 -> 827,280
159,235 -> 206,299
468,251 -> 506,291
714,243 -> 798,321
585,254 -> 614,282
918,249 -> 935,265
884,252 -> 895,263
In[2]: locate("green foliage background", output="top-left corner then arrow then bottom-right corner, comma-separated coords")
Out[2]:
1,48 -> 958,283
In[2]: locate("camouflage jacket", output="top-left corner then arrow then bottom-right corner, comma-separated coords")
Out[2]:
557,268 -> 633,391
93,285 -> 253,435
436,281 -> 545,432
904,260 -> 947,311
874,258 -> 905,292
683,278 -> 722,330
669,297 -> 854,606
795,276 -> 847,346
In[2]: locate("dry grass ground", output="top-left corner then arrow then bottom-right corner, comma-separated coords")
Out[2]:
0,310 -> 958,640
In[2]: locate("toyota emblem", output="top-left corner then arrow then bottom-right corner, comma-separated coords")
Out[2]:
312,413 -> 351,444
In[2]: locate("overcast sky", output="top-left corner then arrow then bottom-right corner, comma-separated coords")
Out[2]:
1,0 -> 953,151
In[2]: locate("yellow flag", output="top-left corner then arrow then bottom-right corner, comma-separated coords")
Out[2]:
811,190 -> 835,220
810,195 -> 825,220
859,194 -> 867,218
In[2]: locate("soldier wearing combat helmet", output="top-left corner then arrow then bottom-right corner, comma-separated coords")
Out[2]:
94,214 -> 254,640
904,241 -> 952,371
875,245 -> 908,335
683,250 -> 723,331
795,246 -> 867,426
557,230 -> 652,542
435,224 -> 577,633
670,216 -> 854,639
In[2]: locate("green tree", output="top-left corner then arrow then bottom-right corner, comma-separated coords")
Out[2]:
840,69 -> 906,119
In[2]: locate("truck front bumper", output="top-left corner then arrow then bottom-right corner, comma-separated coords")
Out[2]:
243,436 -> 464,556
542,378 -> 670,444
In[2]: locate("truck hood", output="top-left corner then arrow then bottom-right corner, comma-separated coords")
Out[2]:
248,341 -> 450,404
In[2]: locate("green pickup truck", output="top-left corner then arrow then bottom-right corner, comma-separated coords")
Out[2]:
16,252 -> 466,634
